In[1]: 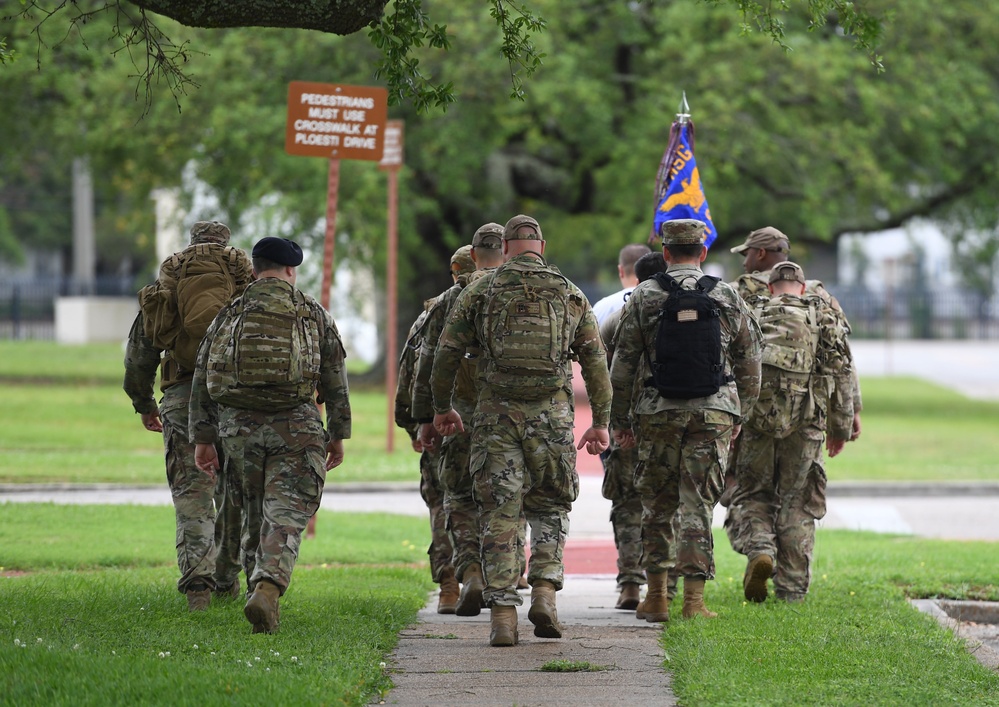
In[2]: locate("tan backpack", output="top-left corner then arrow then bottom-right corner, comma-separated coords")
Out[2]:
206,278 -> 323,411
138,243 -> 251,372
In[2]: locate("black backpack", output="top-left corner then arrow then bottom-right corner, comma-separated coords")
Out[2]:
645,272 -> 733,399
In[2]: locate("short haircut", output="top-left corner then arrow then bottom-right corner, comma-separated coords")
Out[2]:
619,243 -> 652,275
252,256 -> 282,273
634,252 -> 667,283
663,243 -> 703,259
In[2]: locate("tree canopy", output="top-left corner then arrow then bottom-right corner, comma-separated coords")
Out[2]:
2,0 -> 998,339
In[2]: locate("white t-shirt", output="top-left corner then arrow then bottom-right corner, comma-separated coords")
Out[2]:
591,287 -> 634,326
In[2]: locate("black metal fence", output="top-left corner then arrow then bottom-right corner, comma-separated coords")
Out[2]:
0,276 -> 996,341
0,276 -> 135,340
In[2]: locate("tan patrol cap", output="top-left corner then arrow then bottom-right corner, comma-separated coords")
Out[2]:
450,245 -> 475,277
659,219 -> 706,245
190,221 -> 231,245
768,261 -> 806,284
730,226 -> 790,255
471,222 -> 503,249
503,214 -> 543,241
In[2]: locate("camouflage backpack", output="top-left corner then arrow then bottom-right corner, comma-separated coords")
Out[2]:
206,278 -> 323,411
753,294 -> 820,375
480,258 -> 574,400
138,243 -> 251,372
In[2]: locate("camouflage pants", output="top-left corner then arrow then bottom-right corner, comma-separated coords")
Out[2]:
438,427 -> 527,581
160,384 -> 241,593
470,406 -> 578,607
634,410 -> 734,578
220,411 -> 326,595
729,425 -> 827,596
418,446 -> 454,583
600,441 -> 645,587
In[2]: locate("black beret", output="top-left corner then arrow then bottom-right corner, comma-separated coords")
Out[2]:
252,237 -> 303,267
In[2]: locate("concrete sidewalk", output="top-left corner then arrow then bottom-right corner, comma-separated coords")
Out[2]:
384,577 -> 675,707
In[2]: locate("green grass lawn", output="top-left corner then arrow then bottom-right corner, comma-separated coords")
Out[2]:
0,504 -> 433,706
2,504 -> 998,705
2,340 -> 999,484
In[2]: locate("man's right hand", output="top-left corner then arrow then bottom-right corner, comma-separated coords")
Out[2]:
419,422 -> 442,450
194,443 -> 219,476
141,410 -> 163,433
433,410 -> 464,437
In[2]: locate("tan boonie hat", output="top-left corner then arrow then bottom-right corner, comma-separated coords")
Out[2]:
769,261 -> 806,285
189,220 -> 231,245
659,219 -> 707,246
471,222 -> 503,249
730,226 -> 790,255
503,214 -> 543,241
450,245 -> 475,277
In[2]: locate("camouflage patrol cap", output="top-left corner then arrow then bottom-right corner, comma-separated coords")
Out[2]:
450,245 -> 475,277
730,226 -> 790,255
503,214 -> 543,241
769,261 -> 806,285
190,221 -> 231,245
471,222 -> 504,249
659,219 -> 707,246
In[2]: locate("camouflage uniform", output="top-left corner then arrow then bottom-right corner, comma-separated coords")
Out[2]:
724,269 -> 863,554
189,277 -> 351,596
610,263 -> 761,580
123,223 -> 250,596
430,252 -> 612,607
729,279 -> 854,600
598,307 -> 645,589
395,305 -> 452,584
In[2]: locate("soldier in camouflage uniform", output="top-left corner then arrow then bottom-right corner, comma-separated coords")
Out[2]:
430,214 -> 612,647
599,251 -> 665,610
412,225 -> 513,617
610,219 -> 761,623
393,246 -> 479,614
730,262 -> 854,603
123,220 -> 249,611
723,227 -> 863,558
190,236 -> 351,634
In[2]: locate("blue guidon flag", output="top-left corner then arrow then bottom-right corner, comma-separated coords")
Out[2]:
651,121 -> 717,249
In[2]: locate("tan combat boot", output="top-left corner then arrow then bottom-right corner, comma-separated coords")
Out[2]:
186,583 -> 211,612
489,605 -> 519,647
641,571 -> 670,623
615,582 -> 641,611
244,579 -> 281,634
456,564 -> 485,617
743,554 -> 774,603
437,567 -> 459,614
682,578 -> 718,619
528,579 -> 564,638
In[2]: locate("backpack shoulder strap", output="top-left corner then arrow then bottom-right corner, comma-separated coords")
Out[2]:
696,275 -> 721,293
652,271 -> 679,294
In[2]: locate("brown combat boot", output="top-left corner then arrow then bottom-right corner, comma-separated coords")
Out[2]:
437,567 -> 459,614
743,554 -> 774,603
641,571 -> 670,623
186,583 -> 211,612
615,582 -> 641,611
489,605 -> 519,647
682,578 -> 718,619
214,581 -> 241,600
456,564 -> 485,616
528,579 -> 563,638
244,579 -> 281,634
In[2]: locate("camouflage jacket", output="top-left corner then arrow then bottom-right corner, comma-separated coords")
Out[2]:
734,269 -> 862,412
746,292 -> 854,439
610,263 -> 762,429
189,278 -> 351,444
430,253 -> 612,426
122,311 -> 192,414
411,269 -> 492,422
